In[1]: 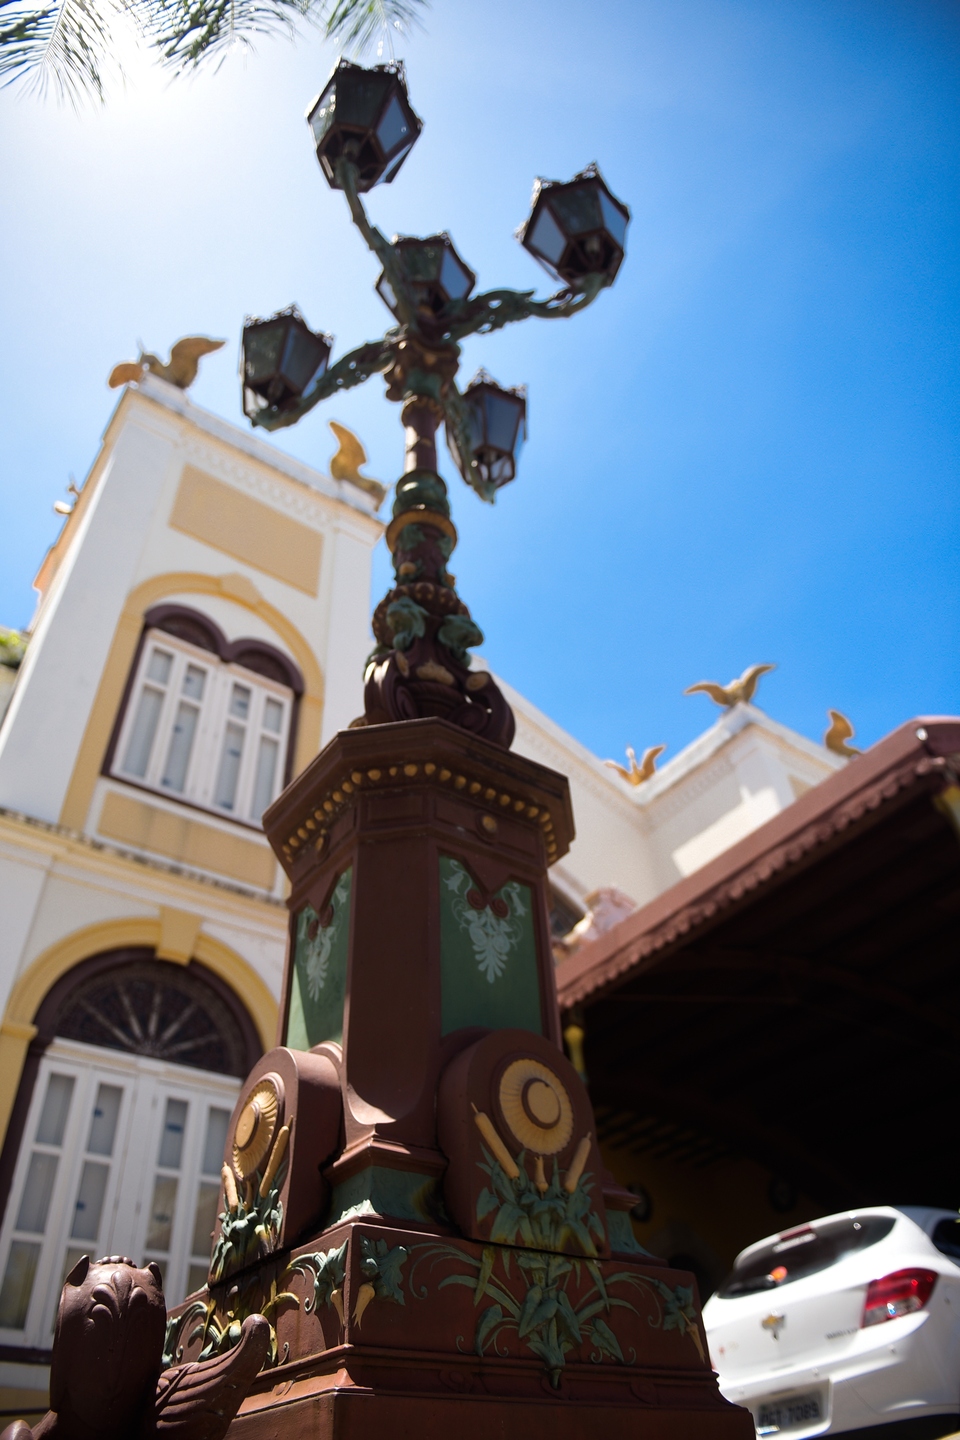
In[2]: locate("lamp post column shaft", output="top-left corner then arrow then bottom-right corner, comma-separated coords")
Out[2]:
402,397 -> 442,473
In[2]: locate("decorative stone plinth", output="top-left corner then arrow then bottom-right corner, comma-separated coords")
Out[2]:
167,1221 -> 749,1440
162,721 -> 752,1440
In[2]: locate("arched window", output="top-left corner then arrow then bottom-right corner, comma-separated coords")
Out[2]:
55,959 -> 249,1076
0,953 -> 260,1346
105,605 -> 304,825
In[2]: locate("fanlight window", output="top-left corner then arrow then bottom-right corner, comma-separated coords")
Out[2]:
54,960 -> 250,1077
113,628 -> 293,822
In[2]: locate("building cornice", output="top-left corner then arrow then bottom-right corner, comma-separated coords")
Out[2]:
134,376 -> 383,526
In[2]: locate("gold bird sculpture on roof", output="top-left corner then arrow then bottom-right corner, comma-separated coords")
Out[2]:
328,421 -> 386,505
823,709 -> 861,758
108,336 -> 226,390
684,663 -> 776,709
604,744 -> 667,786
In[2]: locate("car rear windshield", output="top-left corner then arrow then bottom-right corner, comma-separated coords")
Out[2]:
718,1217 -> 896,1298
932,1218 -> 960,1263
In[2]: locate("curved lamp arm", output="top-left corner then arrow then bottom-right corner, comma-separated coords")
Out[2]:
444,272 -> 607,344
250,335 -> 398,431
334,157 -> 419,328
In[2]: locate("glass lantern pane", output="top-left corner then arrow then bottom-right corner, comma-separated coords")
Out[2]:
483,392 -> 522,454
461,398 -> 484,454
244,324 -> 285,384
281,325 -> 328,394
550,185 -> 602,236
404,243 -> 441,282
440,248 -> 472,300
377,274 -> 399,312
308,81 -> 337,147
376,92 -> 412,158
528,205 -> 567,264
381,143 -> 414,184
599,189 -> 629,246
337,68 -> 391,128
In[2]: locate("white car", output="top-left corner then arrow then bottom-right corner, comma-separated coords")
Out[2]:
702,1207 -> 960,1439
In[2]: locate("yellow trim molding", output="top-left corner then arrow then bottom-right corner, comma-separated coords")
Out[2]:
157,907 -> 204,965
60,571 -> 324,833
99,793 -> 276,890
0,917 -> 278,1152
170,466 -> 323,597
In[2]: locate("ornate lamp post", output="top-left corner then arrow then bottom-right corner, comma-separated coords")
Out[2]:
13,59 -> 751,1440
179,58 -> 755,1440
241,57 -> 628,748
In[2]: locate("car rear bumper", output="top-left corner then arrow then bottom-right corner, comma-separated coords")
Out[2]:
718,1322 -> 958,1437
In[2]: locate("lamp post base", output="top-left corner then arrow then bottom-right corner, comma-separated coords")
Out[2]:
168,1219 -> 753,1440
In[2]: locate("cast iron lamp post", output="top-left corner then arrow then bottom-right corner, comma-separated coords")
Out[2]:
241,57 -> 629,748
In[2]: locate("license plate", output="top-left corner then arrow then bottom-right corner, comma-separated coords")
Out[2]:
755,1391 -> 823,1435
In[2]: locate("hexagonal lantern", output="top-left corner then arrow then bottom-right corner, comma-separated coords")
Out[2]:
306,59 -> 422,193
518,163 -> 630,286
448,370 -> 527,493
241,306 -> 332,418
376,233 -> 476,323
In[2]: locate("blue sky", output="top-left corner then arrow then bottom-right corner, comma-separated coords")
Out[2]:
1,0 -> 957,764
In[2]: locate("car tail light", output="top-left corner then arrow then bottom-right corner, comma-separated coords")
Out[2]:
861,1269 -> 938,1327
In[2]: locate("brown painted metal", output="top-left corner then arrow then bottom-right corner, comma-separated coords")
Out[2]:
0,1258 -> 269,1440
185,719 -> 758,1437
401,396 -> 442,473
263,720 -> 572,1167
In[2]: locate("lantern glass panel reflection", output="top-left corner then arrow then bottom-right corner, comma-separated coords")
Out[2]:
376,93 -> 413,156
440,248 -> 473,300
528,206 -> 566,265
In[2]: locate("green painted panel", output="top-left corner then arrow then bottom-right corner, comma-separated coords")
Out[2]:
439,855 -> 542,1036
285,868 -> 352,1049
328,1166 -> 447,1227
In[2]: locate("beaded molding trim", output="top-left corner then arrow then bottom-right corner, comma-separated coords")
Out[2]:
281,761 -> 559,867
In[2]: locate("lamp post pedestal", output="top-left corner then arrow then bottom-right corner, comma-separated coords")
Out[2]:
160,720 -> 753,1440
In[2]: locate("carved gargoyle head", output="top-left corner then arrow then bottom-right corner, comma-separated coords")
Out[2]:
50,1255 -> 166,1439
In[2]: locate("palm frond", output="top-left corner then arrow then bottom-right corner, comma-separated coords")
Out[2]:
319,0 -> 425,53
141,0 -> 303,70
0,0 -> 427,99
141,0 -> 425,72
0,0 -> 114,100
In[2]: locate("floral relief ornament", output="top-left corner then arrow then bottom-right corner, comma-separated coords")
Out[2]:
297,872 -> 350,1001
444,859 -> 527,983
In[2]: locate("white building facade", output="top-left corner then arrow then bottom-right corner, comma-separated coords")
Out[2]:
0,374 -> 842,1413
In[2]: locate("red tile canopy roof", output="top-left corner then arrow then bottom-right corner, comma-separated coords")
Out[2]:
556,717 -> 960,1012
